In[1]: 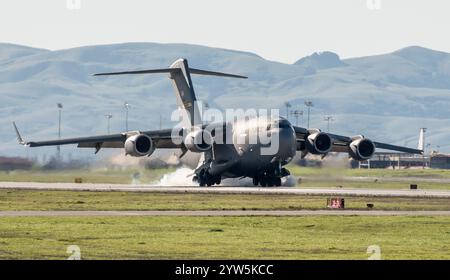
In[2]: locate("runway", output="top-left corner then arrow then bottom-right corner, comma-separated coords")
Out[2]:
1,181 -> 450,198
309,175 -> 450,184
1,210 -> 449,217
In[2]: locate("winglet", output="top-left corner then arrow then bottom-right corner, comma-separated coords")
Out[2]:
12,122 -> 27,146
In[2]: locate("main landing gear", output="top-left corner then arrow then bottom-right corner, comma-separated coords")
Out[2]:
193,168 -> 221,187
252,168 -> 290,187
252,176 -> 281,187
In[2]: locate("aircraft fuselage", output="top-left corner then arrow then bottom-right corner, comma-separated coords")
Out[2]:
195,116 -> 296,186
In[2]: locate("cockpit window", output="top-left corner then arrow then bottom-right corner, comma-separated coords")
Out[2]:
279,121 -> 290,128
272,120 -> 290,129
265,119 -> 291,130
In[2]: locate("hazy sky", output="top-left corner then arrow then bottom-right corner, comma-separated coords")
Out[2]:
1,0 -> 449,63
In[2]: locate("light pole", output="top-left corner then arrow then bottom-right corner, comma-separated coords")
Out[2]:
105,114 -> 112,134
284,102 -> 292,120
124,102 -> 130,131
425,143 -> 432,168
284,102 -> 292,121
57,103 -> 63,160
324,115 -> 334,132
290,110 -> 303,126
426,143 -> 431,154
304,101 -> 313,129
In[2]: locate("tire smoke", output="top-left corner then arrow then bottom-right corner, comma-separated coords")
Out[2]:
152,167 -> 297,187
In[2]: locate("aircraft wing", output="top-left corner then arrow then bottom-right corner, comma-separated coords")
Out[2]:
327,133 -> 423,154
12,122 -> 183,153
293,126 -> 423,155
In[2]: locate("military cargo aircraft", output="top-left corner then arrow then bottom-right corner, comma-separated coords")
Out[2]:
13,58 -> 422,186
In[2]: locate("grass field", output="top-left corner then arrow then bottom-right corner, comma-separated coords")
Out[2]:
1,167 -> 449,259
289,165 -> 450,179
0,168 -> 173,184
0,190 -> 449,211
0,216 -> 448,259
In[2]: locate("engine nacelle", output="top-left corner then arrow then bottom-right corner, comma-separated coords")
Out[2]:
184,129 -> 213,153
349,138 -> 375,160
124,134 -> 155,157
306,132 -> 332,154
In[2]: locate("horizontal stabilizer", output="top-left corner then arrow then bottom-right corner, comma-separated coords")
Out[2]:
94,67 -> 247,79
94,68 -> 173,76
189,68 -> 247,79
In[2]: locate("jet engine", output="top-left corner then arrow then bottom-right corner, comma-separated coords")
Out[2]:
184,129 -> 213,153
349,138 -> 375,160
306,132 -> 332,154
124,134 -> 155,157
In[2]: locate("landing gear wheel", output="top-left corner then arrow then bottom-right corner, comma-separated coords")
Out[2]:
252,178 -> 259,186
281,168 -> 290,177
198,169 -> 207,187
260,178 -> 267,187
274,177 -> 282,186
215,177 -> 221,185
258,176 -> 281,187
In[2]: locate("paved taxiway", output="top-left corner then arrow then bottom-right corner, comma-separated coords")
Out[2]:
0,210 -> 449,217
309,176 -> 450,184
1,182 -> 450,198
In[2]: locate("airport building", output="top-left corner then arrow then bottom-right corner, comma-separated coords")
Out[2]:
353,152 -> 450,169
429,153 -> 450,169
0,156 -> 33,171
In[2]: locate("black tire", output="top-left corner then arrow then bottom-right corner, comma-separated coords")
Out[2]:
198,169 -> 208,187
275,177 -> 282,186
260,178 -> 267,187
252,177 -> 259,186
281,168 -> 290,177
215,176 -> 221,185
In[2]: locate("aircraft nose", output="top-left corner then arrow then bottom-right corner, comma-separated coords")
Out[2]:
271,126 -> 296,161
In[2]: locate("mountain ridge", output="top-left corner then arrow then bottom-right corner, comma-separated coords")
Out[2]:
1,42 -> 449,159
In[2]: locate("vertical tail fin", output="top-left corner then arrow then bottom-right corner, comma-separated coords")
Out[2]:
94,58 -> 247,127
168,59 -> 202,127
